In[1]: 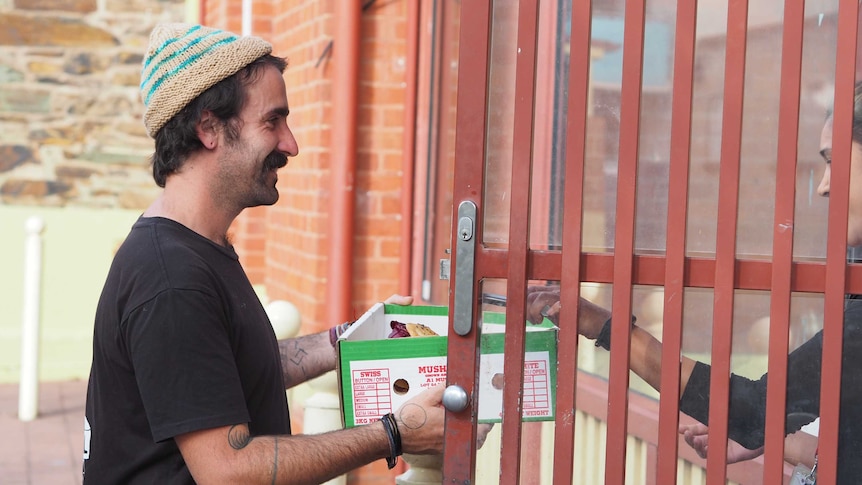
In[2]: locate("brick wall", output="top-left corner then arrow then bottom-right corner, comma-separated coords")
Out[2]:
205,1 -> 412,480
217,0 -> 410,332
267,0 -> 335,328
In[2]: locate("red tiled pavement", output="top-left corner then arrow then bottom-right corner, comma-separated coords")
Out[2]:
0,380 -> 87,485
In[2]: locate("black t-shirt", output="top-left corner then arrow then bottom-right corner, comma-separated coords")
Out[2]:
680,297 -> 862,483
83,217 -> 290,484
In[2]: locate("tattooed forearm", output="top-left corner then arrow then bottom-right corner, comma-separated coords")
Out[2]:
271,438 -> 279,485
228,424 -> 253,450
279,339 -> 311,386
278,333 -> 338,389
280,340 -> 309,367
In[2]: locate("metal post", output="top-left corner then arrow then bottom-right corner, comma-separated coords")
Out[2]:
19,216 -> 44,422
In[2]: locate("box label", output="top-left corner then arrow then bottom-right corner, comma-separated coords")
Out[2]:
476,351 -> 553,420
351,368 -> 392,424
522,360 -> 551,416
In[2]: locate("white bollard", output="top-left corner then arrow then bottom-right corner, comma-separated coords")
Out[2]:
396,453 -> 443,484
19,216 -> 45,422
303,372 -> 345,485
266,300 -> 301,340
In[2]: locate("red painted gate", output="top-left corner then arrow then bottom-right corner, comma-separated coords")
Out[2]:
442,1 -> 861,484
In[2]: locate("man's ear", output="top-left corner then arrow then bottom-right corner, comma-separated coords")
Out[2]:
196,110 -> 219,150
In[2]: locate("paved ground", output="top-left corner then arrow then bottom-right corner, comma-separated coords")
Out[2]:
0,380 -> 87,485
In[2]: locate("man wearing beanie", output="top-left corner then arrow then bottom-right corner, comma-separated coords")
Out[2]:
83,23 -> 445,484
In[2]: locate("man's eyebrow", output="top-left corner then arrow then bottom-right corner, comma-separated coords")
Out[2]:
267,107 -> 290,118
820,148 -> 832,162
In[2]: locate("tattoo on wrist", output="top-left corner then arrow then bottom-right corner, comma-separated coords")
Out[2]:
397,403 -> 428,430
228,424 -> 253,450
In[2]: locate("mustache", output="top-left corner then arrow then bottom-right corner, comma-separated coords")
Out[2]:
264,151 -> 288,170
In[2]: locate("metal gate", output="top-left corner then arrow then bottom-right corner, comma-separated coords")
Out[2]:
442,0 -> 861,484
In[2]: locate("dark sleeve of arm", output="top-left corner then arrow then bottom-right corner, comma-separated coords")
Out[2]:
679,331 -> 824,450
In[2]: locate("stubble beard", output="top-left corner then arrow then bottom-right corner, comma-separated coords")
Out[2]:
216,143 -> 286,210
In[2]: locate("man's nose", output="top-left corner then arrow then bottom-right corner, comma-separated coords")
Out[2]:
280,124 -> 299,158
817,166 -> 831,197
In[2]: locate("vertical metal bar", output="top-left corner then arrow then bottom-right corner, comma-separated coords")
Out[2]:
398,0 -> 420,295
500,1 -> 540,483
444,0 -> 492,482
818,1 -> 859,482
656,1 -> 698,483
553,0 -> 592,482
605,1 -> 647,483
763,0 -> 805,482
705,1 -> 748,484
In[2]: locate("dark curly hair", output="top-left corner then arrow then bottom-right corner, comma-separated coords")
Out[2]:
149,54 -> 287,187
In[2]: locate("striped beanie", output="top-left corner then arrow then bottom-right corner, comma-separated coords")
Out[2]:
140,23 -> 272,138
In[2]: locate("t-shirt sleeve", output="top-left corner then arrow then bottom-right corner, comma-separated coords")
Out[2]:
679,361 -> 769,450
124,288 -> 250,443
680,330 -> 825,450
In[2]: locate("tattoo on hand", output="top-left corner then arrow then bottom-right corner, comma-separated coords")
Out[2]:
397,403 -> 428,430
228,424 -> 253,450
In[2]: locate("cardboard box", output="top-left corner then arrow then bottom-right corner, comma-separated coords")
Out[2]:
337,304 -> 558,426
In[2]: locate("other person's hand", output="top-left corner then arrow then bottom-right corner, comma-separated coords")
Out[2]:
679,423 -> 764,463
525,286 -> 561,326
525,286 -> 611,339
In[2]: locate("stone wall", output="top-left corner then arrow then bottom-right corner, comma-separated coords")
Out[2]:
0,0 -> 185,208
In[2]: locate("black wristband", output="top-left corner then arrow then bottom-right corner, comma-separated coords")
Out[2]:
380,413 -> 402,469
594,315 -> 637,351
388,414 -> 402,456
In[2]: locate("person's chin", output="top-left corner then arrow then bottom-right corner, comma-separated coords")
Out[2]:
263,189 -> 280,206
247,191 -> 279,208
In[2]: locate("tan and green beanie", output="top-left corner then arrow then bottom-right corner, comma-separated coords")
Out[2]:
140,23 -> 272,138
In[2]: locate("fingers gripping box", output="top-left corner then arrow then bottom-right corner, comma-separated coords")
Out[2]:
336,304 -> 558,426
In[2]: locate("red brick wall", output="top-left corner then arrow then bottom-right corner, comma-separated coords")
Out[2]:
267,0 -> 335,332
207,1 -> 411,481
265,0 -> 410,334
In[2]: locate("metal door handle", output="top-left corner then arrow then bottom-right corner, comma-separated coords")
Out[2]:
442,385 -> 469,412
453,201 -> 477,336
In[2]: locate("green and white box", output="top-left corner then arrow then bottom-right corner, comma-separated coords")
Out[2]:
336,303 -> 558,426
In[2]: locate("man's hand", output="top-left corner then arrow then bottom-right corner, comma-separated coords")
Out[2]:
525,286 -> 611,339
679,423 -> 764,463
394,385 -> 445,455
385,294 -> 414,306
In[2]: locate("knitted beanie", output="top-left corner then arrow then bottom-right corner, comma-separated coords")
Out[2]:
140,23 -> 273,138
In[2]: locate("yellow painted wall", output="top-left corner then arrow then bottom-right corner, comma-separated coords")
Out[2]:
0,206 -> 142,383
